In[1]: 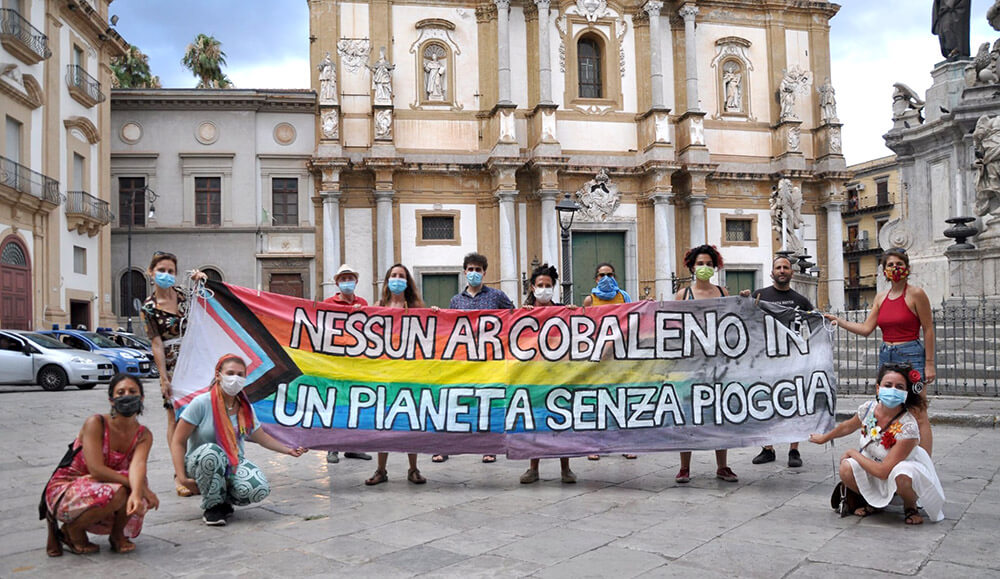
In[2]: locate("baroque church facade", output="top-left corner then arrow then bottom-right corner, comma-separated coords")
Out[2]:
308,0 -> 850,309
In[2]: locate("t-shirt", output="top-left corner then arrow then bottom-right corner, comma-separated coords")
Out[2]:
179,391 -> 260,459
752,286 -> 813,311
323,293 -> 368,306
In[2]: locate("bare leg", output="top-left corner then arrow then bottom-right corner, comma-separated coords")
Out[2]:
838,458 -> 859,492
109,490 -> 135,553
715,449 -> 728,468
529,458 -> 540,471
64,487 -> 127,551
789,442 -> 799,450
377,452 -> 389,471
407,453 -> 418,470
896,474 -> 923,524
559,457 -> 570,471
679,451 -> 692,470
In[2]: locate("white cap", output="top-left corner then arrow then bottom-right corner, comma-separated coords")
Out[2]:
334,264 -> 359,281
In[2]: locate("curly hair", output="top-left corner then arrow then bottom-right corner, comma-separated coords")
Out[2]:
525,263 -> 559,306
683,245 -> 724,273
877,363 -> 927,412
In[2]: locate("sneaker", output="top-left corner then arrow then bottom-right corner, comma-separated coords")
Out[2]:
202,505 -> 227,526
344,452 -> 372,460
520,468 -> 540,484
219,503 -> 234,518
716,467 -> 739,483
752,447 -> 776,464
561,469 -> 577,484
788,449 -> 803,468
326,451 -> 340,464
675,468 -> 690,483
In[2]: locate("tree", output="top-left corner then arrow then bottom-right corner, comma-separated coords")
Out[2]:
111,45 -> 161,89
181,33 -> 233,89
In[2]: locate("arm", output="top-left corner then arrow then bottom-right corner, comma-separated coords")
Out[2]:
825,294 -> 882,337
583,295 -> 593,307
126,430 -> 158,515
246,428 -> 307,457
809,414 -> 862,444
170,418 -> 198,493
79,416 -> 130,486
841,437 -> 918,480
672,289 -> 685,301
143,311 -> 171,398
912,287 -> 936,382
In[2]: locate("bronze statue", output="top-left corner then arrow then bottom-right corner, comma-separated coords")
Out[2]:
932,0 -> 971,60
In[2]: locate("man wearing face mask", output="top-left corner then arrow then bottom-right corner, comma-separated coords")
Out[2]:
746,255 -> 814,468
321,264 -> 371,463
433,253 -> 514,464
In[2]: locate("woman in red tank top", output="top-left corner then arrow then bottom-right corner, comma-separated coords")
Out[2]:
824,248 -> 936,455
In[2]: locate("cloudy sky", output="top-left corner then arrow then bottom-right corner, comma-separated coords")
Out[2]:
110,0 -> 998,165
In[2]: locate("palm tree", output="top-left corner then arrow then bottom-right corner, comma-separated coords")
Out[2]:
181,33 -> 233,89
111,45 -> 161,88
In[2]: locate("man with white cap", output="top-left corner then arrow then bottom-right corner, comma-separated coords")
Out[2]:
322,264 -> 372,462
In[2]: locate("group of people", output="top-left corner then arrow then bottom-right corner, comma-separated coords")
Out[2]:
39,246 -> 946,557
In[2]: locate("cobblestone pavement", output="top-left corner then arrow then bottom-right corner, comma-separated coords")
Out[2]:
0,385 -> 997,578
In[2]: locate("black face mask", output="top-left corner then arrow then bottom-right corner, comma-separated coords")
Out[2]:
112,395 -> 143,417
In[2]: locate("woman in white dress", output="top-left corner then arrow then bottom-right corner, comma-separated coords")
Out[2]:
810,363 -> 945,524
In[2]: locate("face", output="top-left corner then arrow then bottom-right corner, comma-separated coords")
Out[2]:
336,273 -> 358,285
885,255 -> 906,270
879,371 -> 908,392
532,275 -> 555,290
465,263 -> 485,275
111,378 -> 142,400
217,360 -> 246,381
596,266 -> 615,281
772,258 -> 793,283
150,258 -> 177,277
388,267 -> 408,281
694,253 -> 715,269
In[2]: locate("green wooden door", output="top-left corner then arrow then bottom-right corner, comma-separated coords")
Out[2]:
571,231 -> 626,306
726,270 -> 755,296
421,273 -> 458,309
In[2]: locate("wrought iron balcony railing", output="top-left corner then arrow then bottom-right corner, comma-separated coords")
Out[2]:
66,191 -> 113,225
66,64 -> 105,105
0,8 -> 51,63
0,155 -> 62,205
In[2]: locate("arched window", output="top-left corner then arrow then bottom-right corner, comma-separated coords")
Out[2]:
578,37 -> 602,99
119,270 -> 147,317
201,267 -> 223,282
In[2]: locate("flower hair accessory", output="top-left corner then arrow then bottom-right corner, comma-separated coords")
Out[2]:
911,380 -> 924,395
908,369 -> 922,384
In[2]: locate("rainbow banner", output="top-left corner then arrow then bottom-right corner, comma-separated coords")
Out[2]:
171,281 -> 836,459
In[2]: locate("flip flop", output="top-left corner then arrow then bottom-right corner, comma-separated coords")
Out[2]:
431,454 -> 448,463
57,527 -> 99,555
482,455 -> 497,463
109,537 -> 136,553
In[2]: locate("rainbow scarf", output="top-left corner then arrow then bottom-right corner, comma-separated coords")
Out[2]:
210,382 -> 254,468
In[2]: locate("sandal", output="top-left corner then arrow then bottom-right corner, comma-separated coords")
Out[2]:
109,536 -> 136,553
482,454 -> 497,463
587,455 -> 600,461
622,454 -> 638,459
904,507 -> 923,525
57,526 -> 99,555
407,468 -> 427,484
174,475 -> 194,497
431,454 -> 448,463
854,505 -> 877,518
365,469 -> 388,486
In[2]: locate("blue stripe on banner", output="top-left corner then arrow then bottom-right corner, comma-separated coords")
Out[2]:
205,295 -> 275,382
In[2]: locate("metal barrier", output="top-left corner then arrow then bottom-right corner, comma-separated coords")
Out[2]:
832,297 -> 1000,396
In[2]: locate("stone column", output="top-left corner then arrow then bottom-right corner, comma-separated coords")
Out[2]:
652,192 -> 676,299
689,195 -> 707,247
824,200 -> 846,311
536,0 -> 553,104
539,189 -> 558,267
375,190 -> 394,284
679,3 -> 700,112
496,0 -> 513,105
496,189 -> 519,300
321,189 -> 343,299
645,1 -> 665,108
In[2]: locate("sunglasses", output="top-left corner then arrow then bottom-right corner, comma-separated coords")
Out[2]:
881,362 -> 913,373
153,251 -> 177,261
598,272 -> 616,279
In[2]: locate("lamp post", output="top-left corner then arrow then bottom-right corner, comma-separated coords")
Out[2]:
124,186 -> 158,333
555,192 -> 579,304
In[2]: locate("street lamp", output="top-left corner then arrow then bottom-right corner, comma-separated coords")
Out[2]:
124,186 -> 158,333
555,192 -> 579,304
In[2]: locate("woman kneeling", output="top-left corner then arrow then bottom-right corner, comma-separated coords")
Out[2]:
810,364 -> 945,524
171,354 -> 307,526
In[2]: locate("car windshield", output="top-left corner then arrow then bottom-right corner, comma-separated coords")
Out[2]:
82,332 -> 122,348
117,334 -> 151,349
21,333 -> 72,349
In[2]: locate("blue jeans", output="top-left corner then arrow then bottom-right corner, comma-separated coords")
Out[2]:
878,340 -> 925,379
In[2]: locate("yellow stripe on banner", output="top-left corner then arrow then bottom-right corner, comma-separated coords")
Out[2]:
287,348 -> 684,387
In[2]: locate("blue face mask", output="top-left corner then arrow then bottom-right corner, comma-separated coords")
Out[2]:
387,278 -> 407,295
597,275 -> 618,293
878,387 -> 907,408
466,271 -> 483,287
337,280 -> 356,294
154,272 -> 175,289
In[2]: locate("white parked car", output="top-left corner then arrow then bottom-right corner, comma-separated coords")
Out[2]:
0,330 -> 115,391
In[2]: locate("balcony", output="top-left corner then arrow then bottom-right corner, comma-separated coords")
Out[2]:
66,190 -> 113,236
843,190 -> 895,217
0,155 -> 62,208
843,237 -> 883,257
66,65 -> 105,108
846,275 -> 877,291
0,8 -> 51,64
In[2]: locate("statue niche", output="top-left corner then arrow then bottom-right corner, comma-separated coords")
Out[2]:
422,43 -> 449,103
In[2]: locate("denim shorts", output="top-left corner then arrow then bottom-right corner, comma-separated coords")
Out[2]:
878,339 -> 925,377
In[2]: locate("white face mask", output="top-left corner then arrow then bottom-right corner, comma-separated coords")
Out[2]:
220,374 -> 246,396
533,287 -> 554,303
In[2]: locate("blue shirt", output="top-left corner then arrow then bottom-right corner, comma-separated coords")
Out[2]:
449,285 -> 514,310
179,391 -> 260,459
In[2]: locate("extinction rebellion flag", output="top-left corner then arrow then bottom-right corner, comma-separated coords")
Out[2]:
171,281 -> 836,459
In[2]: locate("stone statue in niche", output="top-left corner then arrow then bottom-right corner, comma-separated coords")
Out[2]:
973,115 -> 1000,221
576,169 -> 621,222
818,78 -> 838,124
770,178 -> 804,253
722,61 -> 743,113
317,52 -> 337,104
423,47 -> 447,101
368,47 -> 395,105
321,110 -> 339,140
374,108 -> 393,139
788,126 -> 801,152
830,126 -> 842,154
932,0 -> 971,60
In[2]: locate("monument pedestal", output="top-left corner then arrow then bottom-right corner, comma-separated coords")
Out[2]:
947,245 -> 1000,301
790,272 -> 819,308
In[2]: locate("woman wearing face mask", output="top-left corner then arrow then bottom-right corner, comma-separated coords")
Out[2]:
366,264 -> 429,486
42,374 -> 159,556
823,248 -> 935,456
171,354 -> 307,526
809,364 -> 944,524
140,251 -> 205,496
672,245 -> 738,483
519,264 -> 580,484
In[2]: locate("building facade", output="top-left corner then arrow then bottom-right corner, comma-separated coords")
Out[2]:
841,155 -> 900,310
1,0 -> 124,330
109,89 -> 318,330
309,0 -> 849,309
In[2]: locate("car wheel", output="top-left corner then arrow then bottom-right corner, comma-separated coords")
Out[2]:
38,366 -> 68,391
77,383 -> 97,390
